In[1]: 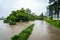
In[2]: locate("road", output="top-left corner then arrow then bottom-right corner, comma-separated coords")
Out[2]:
28,20 -> 60,40
0,20 -> 33,40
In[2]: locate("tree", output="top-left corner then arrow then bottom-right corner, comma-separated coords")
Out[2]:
49,0 -> 55,3
12,11 -> 16,16
26,8 -> 31,14
38,13 -> 44,20
4,8 -> 36,25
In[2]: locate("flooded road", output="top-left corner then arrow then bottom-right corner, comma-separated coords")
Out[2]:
0,20 -> 33,40
28,20 -> 60,40
0,20 -> 60,40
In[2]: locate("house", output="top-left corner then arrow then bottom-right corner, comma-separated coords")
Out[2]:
46,0 -> 60,20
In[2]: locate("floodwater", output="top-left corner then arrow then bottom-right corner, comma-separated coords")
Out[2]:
0,20 -> 60,40
28,20 -> 60,40
0,20 -> 34,40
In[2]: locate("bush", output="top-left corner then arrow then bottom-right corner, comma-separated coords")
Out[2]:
3,19 -> 9,23
11,24 -> 34,40
9,21 -> 16,25
12,35 -> 19,40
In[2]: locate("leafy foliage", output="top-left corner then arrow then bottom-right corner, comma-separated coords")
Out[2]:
4,8 -> 35,25
38,13 -> 44,20
49,0 -> 55,3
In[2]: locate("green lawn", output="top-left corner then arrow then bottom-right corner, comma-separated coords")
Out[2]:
45,19 -> 60,28
11,24 -> 34,40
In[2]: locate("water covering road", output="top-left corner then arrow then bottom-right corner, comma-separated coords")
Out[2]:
0,20 -> 33,40
28,20 -> 60,40
0,20 -> 60,40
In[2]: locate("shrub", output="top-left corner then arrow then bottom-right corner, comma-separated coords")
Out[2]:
9,21 -> 16,25
12,35 -> 19,40
3,19 -> 9,23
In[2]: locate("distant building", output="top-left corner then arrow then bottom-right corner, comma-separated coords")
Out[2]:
0,16 -> 5,20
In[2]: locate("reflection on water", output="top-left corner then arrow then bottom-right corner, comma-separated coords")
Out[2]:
0,20 -> 34,40
0,20 -> 60,40
28,20 -> 60,40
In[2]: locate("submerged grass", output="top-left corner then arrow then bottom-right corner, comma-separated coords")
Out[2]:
11,24 -> 34,40
45,19 -> 60,28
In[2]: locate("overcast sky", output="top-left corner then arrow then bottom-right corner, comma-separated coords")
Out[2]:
0,0 -> 49,17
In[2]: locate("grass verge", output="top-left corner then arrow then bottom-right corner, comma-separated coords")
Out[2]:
11,24 -> 34,40
45,19 -> 60,28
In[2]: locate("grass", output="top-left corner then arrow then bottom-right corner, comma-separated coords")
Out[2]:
11,24 -> 34,40
45,19 -> 60,28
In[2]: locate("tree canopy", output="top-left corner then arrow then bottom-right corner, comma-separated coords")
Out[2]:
4,8 -> 36,25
